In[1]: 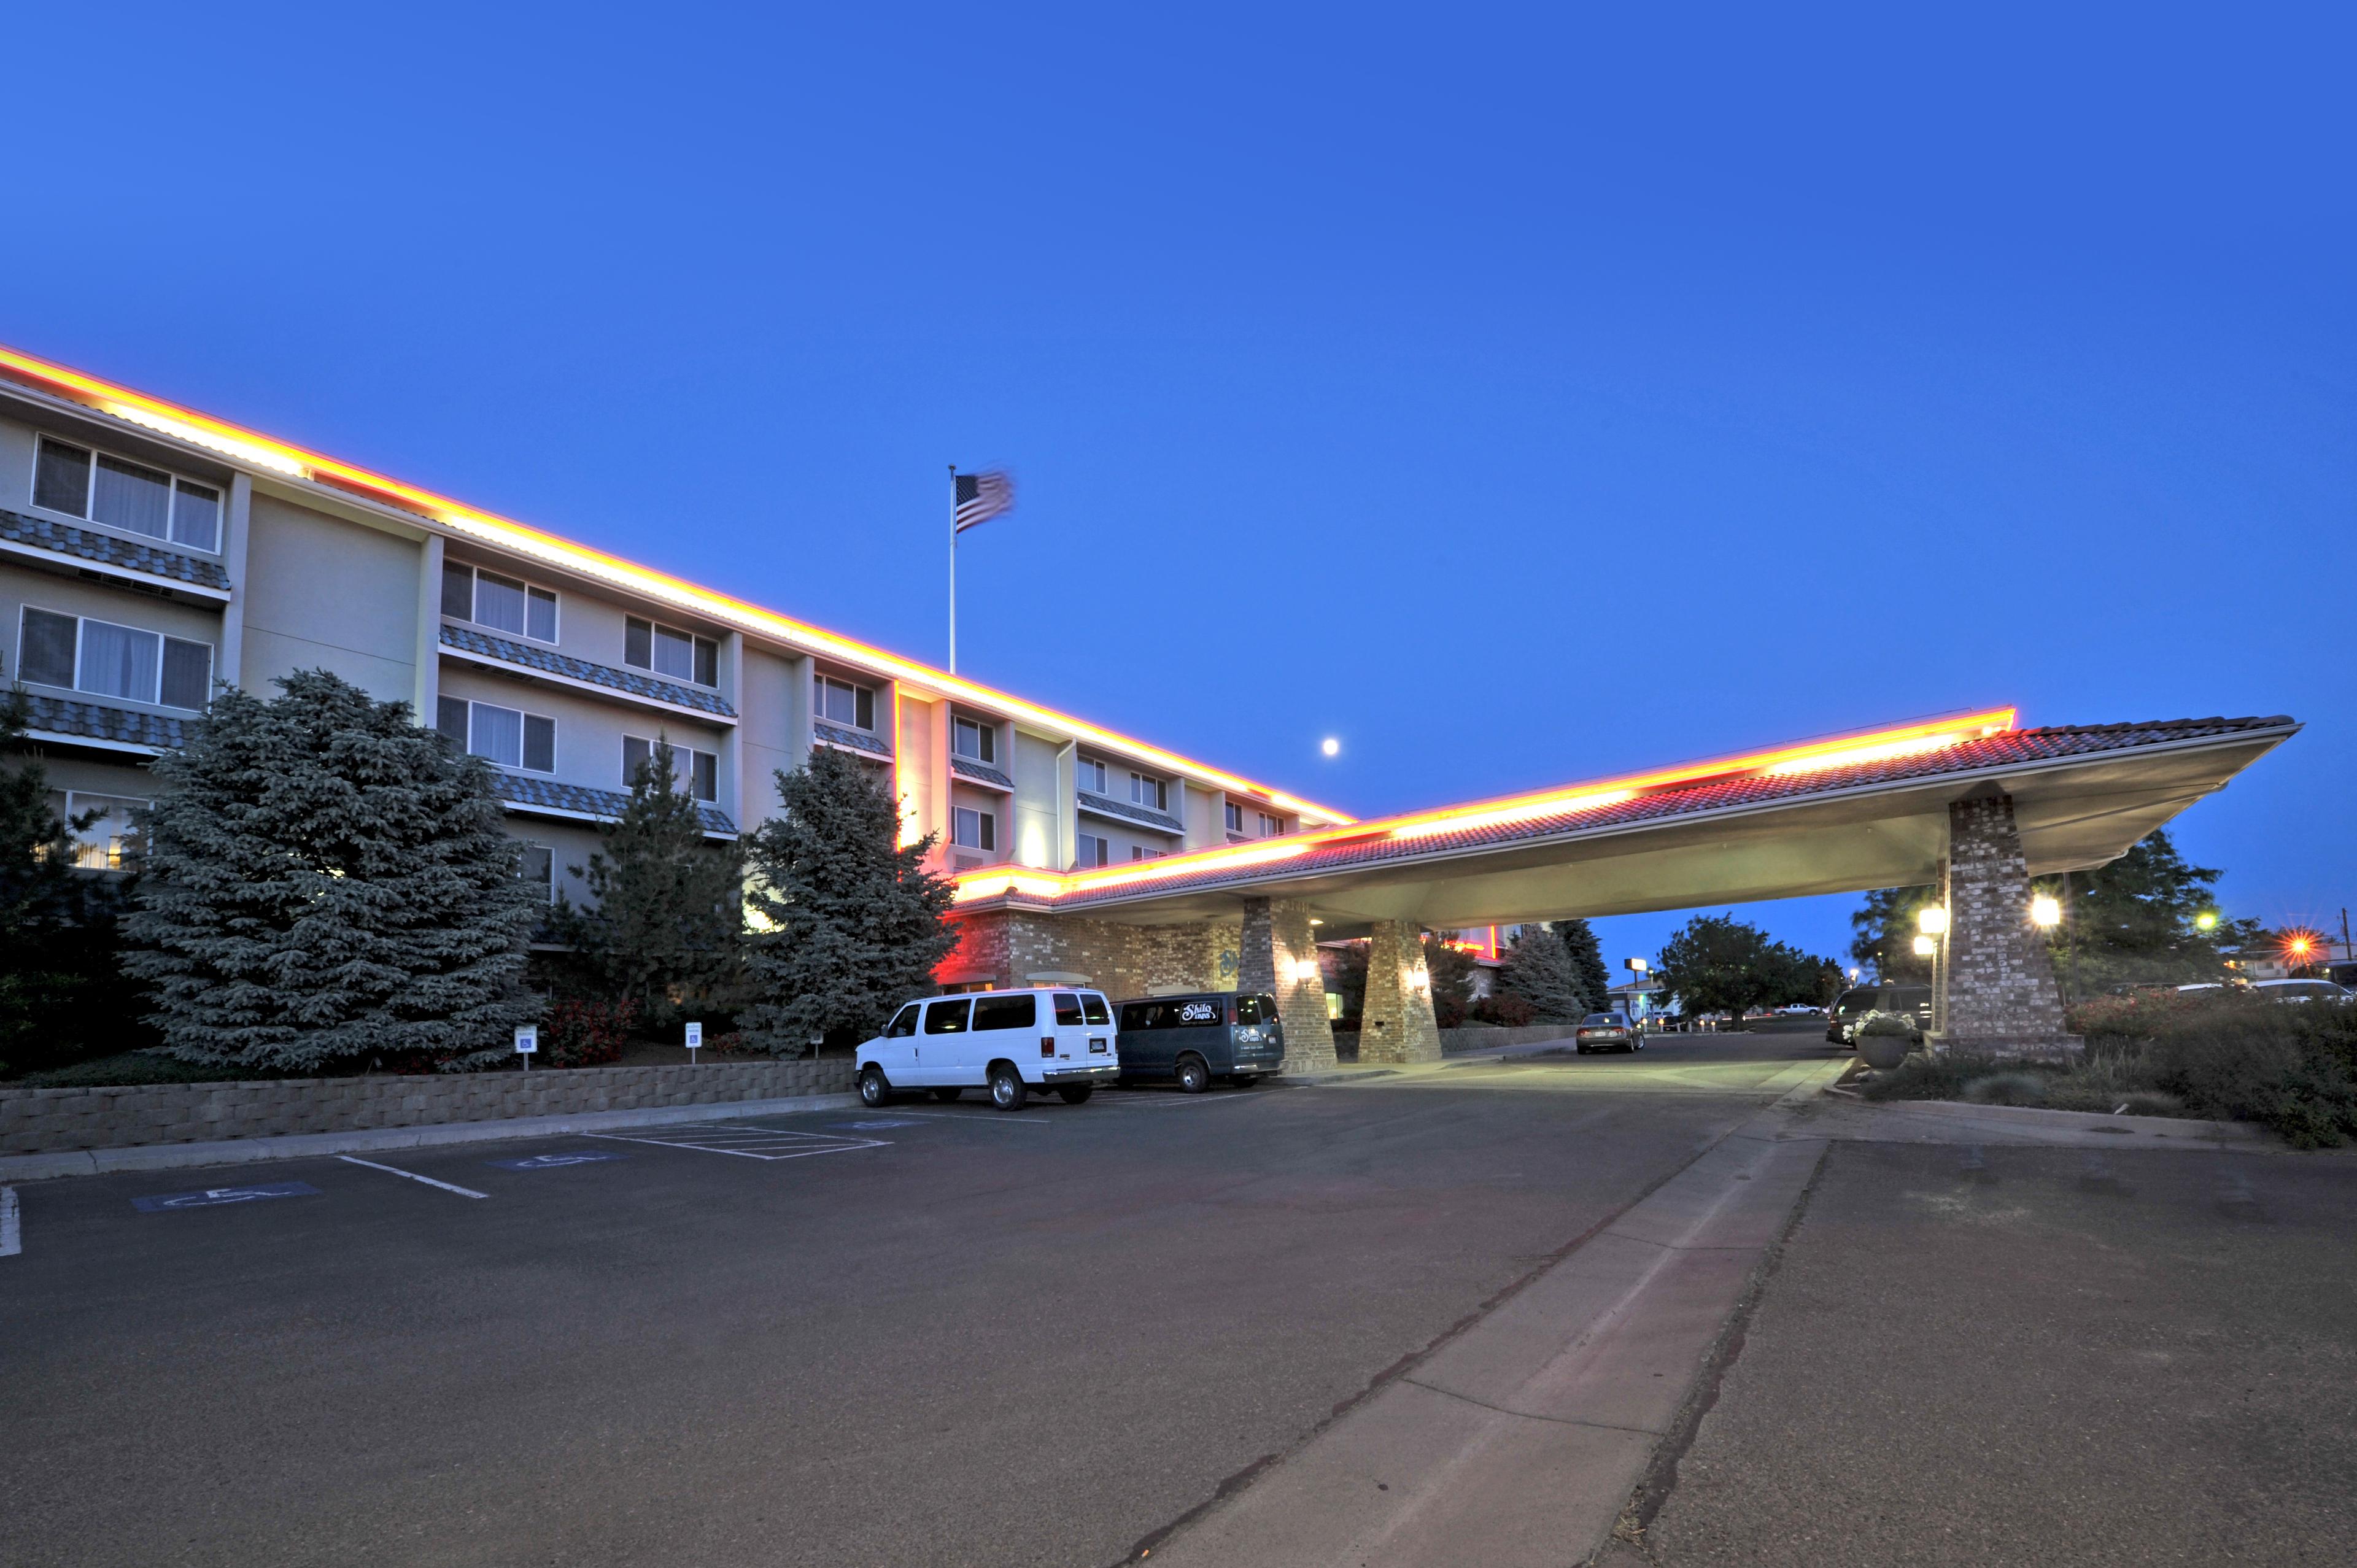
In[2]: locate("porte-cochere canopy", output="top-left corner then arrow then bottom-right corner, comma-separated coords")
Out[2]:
948,709 -> 2299,934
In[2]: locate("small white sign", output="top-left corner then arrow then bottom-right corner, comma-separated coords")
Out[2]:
514,1026 -> 538,1054
684,1021 -> 703,1050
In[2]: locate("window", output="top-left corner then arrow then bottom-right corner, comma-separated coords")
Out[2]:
1129,772 -> 1169,811
1258,812 -> 1285,836
51,790 -> 148,870
951,715 -> 997,763
951,806 -> 996,852
1079,759 -> 1109,794
1129,846 -> 1167,861
622,735 -> 719,801
1053,993 -> 1085,1026
1082,992 -> 1111,1026
972,994 -> 1037,1032
923,998 -> 972,1033
17,608 -> 211,709
1075,833 -> 1109,868
442,562 -> 559,643
627,617 -> 719,686
1236,995 -> 1272,1026
33,436 -> 221,552
517,843 -> 554,903
885,1005 -> 919,1037
1224,802 -> 1244,833
438,697 -> 554,771
814,673 -> 875,730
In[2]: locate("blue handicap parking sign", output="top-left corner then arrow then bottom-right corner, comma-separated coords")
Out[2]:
831,1119 -> 919,1131
484,1150 -> 629,1171
133,1181 -> 320,1213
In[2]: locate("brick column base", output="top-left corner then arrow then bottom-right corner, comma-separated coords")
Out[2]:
1361,920 -> 1442,1064
1241,897 -> 1338,1073
1934,792 -> 2080,1057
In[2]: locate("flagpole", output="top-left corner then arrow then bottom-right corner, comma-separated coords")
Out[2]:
947,465 -> 958,674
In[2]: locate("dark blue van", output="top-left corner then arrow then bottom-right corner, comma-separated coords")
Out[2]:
1113,992 -> 1284,1092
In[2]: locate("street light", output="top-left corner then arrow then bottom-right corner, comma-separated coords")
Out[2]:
2030,895 -> 2062,929
2194,911 -> 2220,932
1917,906 -> 1949,936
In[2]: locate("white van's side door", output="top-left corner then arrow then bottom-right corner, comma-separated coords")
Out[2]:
914,997 -> 973,1086
968,992 -> 1043,1083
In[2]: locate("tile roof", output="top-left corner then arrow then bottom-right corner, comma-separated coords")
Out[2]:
489,772 -> 737,837
439,625 -> 735,718
1077,789 -> 1186,835
815,720 -> 892,759
988,717 -> 2296,912
0,506 -> 231,592
17,693 -> 190,751
951,755 -> 1014,790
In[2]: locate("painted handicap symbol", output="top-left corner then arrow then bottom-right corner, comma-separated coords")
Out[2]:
133,1181 -> 320,1213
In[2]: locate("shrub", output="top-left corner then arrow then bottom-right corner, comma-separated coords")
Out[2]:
1469,992 -> 1537,1027
541,997 -> 638,1068
1857,1010 -> 1915,1039
1963,1070 -> 2050,1106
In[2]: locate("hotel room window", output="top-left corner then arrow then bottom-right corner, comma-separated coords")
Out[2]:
622,735 -> 719,802
1129,772 -> 1168,811
1079,759 -> 1109,794
33,435 -> 222,552
438,698 -> 555,773
442,562 -> 560,643
1075,833 -> 1109,868
1258,812 -> 1285,836
17,607 -> 212,710
1223,802 -> 1244,833
627,617 -> 719,686
952,716 -> 997,763
815,673 -> 875,731
951,806 -> 996,852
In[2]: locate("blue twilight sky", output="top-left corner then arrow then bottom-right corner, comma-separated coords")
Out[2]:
6,4 -> 2350,967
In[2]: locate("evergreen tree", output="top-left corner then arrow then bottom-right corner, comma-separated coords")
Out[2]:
552,736 -> 745,1013
123,670 -> 541,1073
1496,923 -> 1587,1022
1550,918 -> 1611,1014
739,747 -> 957,1054
0,679 -> 139,1075
1420,932 -> 1476,1028
1848,886 -> 1939,983
2034,830 -> 2249,988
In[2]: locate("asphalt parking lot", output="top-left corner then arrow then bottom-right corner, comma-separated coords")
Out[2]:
0,1035 -> 1825,1568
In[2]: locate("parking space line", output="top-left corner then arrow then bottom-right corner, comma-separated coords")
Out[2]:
337,1155 -> 489,1199
583,1125 -> 891,1161
1,1186 -> 18,1258
862,1109 -> 1050,1129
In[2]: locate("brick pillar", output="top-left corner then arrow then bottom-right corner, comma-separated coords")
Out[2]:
1361,919 -> 1442,1064
1239,897 -> 1337,1073
1935,792 -> 2078,1056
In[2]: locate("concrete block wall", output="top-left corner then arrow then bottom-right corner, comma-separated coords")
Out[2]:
1937,792 -> 2075,1054
0,1059 -> 852,1156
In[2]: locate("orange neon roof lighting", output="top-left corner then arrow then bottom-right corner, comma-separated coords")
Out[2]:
0,342 -> 1351,824
951,707 -> 2018,905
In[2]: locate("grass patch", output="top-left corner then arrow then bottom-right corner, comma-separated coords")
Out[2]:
1859,992 -> 2357,1148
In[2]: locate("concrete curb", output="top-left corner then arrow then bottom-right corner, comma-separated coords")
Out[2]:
0,1092 -> 864,1183
1802,1095 -> 2280,1149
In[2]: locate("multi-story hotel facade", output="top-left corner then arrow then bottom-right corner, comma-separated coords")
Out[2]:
0,348 -> 1351,924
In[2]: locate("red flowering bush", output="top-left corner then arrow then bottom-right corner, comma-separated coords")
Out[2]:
1469,992 -> 1538,1027
541,997 -> 639,1068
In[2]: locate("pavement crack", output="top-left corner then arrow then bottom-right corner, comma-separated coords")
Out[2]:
1397,1375 -> 1665,1436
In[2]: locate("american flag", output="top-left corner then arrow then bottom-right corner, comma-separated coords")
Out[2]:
953,470 -> 1014,534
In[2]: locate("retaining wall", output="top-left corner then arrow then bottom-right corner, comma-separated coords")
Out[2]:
0,1058 -> 854,1156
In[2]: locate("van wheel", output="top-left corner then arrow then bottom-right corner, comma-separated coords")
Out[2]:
931,1087 -> 963,1103
989,1065 -> 1028,1111
1175,1055 -> 1210,1094
1056,1085 -> 1094,1105
858,1067 -> 891,1107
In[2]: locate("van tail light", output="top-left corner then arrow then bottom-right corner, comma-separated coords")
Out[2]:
1041,1037 -> 1056,1058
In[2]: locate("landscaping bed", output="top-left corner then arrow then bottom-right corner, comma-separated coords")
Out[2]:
1856,989 -> 2357,1149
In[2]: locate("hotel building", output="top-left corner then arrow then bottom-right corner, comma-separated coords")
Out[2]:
0,348 -> 1351,916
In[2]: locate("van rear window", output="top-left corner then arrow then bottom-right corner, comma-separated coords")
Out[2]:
972,995 -> 1038,1032
1081,993 -> 1111,1026
1234,995 -> 1266,1025
1053,992 -> 1085,1026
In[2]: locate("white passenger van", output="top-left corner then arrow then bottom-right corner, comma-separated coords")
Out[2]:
856,987 -> 1120,1111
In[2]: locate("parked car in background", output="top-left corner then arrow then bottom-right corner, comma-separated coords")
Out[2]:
1574,1011 -> 1644,1054
1827,984 -> 1932,1046
857,987 -> 1119,1111
1114,992 -> 1285,1091
2254,979 -> 2353,1005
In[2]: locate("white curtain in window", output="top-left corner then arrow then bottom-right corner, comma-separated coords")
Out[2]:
79,621 -> 160,702
92,456 -> 173,539
470,703 -> 523,767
